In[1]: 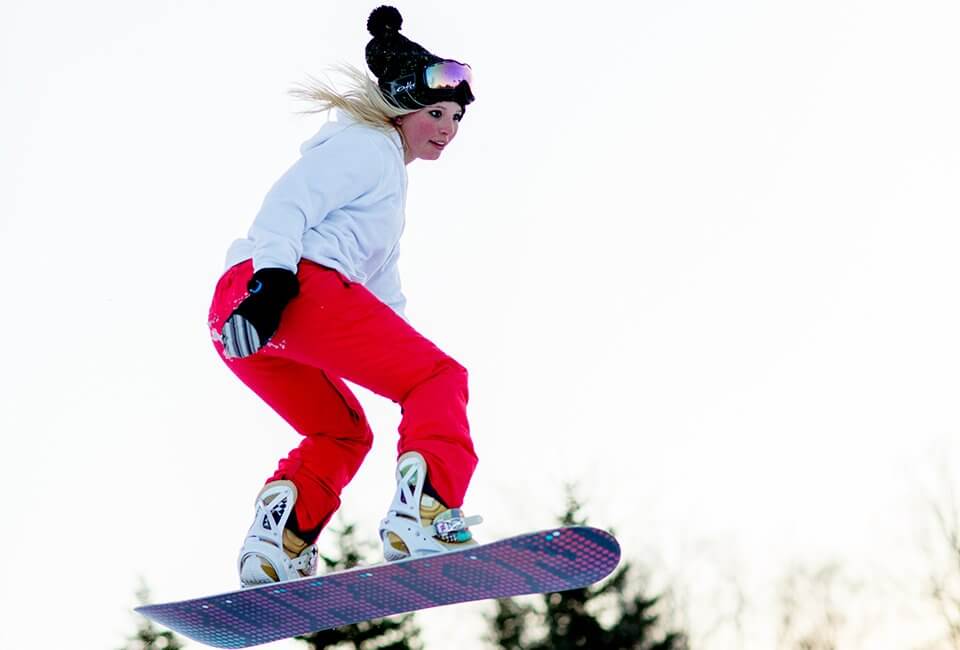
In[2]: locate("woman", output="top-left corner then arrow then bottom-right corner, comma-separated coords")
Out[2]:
207,5 -> 480,587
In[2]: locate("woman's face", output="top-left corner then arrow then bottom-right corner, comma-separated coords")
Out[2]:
396,102 -> 463,164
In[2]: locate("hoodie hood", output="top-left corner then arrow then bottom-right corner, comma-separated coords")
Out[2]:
300,111 -> 404,157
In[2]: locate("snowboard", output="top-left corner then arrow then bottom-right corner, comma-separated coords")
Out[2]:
136,526 -> 620,649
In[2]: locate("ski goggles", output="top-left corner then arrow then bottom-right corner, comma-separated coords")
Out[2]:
423,60 -> 473,90
387,60 -> 474,101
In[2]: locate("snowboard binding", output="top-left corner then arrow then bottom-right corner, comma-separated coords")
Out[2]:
379,452 -> 482,561
238,480 -> 318,587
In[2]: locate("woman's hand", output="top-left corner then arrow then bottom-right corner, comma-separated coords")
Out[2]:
220,268 -> 299,359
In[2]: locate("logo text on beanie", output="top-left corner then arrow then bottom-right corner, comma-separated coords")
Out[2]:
389,74 -> 417,97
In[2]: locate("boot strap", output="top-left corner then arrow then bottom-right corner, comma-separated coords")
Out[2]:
289,545 -> 318,574
427,512 -> 484,540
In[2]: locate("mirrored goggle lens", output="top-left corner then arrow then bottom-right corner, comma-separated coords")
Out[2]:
424,61 -> 473,90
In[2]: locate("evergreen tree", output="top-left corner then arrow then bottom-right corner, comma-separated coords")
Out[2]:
297,518 -> 423,650
118,581 -> 185,650
487,486 -> 688,650
488,596 -> 536,650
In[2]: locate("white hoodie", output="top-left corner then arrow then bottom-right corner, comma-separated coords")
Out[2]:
225,113 -> 409,316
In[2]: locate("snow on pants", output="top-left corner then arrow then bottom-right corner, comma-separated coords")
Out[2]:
208,259 -> 477,537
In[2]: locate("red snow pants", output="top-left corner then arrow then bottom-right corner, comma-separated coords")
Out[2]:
208,259 -> 477,537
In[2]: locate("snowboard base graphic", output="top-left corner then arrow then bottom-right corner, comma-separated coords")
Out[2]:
136,526 -> 621,648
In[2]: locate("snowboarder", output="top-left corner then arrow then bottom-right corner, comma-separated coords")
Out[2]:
207,5 -> 480,588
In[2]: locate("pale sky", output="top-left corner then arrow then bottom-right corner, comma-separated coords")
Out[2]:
2,1 -> 959,649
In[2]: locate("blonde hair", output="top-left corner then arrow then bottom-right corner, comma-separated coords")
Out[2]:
289,63 -> 416,132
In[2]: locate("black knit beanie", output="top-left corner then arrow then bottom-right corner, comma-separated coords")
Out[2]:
365,6 -> 475,111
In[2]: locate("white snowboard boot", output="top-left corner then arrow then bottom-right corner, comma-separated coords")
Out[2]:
379,452 -> 482,562
238,480 -> 318,588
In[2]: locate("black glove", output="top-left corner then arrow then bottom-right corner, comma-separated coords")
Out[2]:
220,268 -> 299,359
